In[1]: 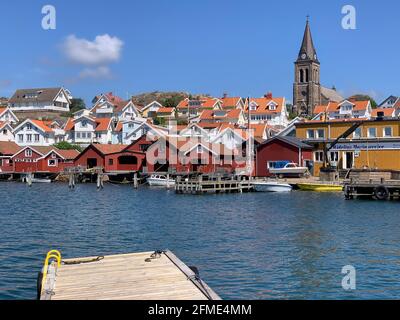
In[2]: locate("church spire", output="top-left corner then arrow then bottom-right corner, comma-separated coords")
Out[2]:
297,17 -> 318,63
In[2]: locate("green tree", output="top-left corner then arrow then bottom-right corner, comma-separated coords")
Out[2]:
54,141 -> 83,152
70,98 -> 87,113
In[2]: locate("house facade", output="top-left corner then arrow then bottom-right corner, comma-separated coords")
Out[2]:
246,96 -> 289,126
13,119 -> 57,146
8,87 -> 72,112
313,100 -> 372,120
295,118 -> 400,176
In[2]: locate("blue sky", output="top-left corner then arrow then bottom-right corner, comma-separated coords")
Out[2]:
0,0 -> 399,105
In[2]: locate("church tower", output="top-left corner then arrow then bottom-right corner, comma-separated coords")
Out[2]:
293,18 -> 321,116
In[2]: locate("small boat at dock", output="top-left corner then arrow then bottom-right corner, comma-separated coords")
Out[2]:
147,174 -> 176,187
297,183 -> 343,192
252,180 -> 293,192
269,162 -> 310,178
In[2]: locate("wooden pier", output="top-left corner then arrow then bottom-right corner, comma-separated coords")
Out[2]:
344,179 -> 400,200
344,169 -> 400,200
39,250 -> 220,300
175,175 -> 254,194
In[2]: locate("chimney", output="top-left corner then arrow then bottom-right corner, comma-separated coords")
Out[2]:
376,111 -> 385,121
264,92 -> 273,99
223,92 -> 228,99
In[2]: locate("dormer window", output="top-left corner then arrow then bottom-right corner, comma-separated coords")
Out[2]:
249,103 -> 257,111
268,103 -> 277,111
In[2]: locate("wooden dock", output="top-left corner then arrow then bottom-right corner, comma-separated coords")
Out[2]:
344,179 -> 400,200
39,250 -> 220,300
175,176 -> 254,194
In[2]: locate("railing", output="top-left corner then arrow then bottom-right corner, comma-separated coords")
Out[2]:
41,250 -> 62,296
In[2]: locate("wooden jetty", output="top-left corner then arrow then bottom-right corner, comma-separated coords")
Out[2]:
39,250 -> 220,300
344,169 -> 400,200
175,175 -> 254,194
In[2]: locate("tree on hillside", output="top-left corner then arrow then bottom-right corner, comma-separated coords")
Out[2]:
69,98 -> 87,113
54,141 -> 83,152
348,95 -> 378,109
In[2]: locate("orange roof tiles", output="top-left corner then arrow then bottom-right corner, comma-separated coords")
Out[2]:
246,97 -> 285,114
95,118 -> 112,132
221,97 -> 241,108
30,120 -> 53,133
92,144 -> 128,155
313,100 -> 371,114
0,141 -> 21,155
371,108 -> 395,117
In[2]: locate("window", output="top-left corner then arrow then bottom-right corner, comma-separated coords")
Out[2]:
51,153 -> 57,159
81,121 -> 88,128
307,130 -> 315,139
384,127 -> 393,137
329,152 -> 339,162
82,132 -> 86,139
353,128 -> 362,139
34,134 -> 40,142
2,129 -> 7,135
317,129 -> 325,139
26,123 -> 32,130
27,134 -> 32,142
48,159 -> 56,166
197,145 -> 203,153
76,132 -> 81,138
18,134 -> 23,142
108,159 -> 114,165
25,149 -> 33,157
368,127 -> 377,138
314,151 -> 324,163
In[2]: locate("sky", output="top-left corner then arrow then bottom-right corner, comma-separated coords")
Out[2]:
0,0 -> 399,105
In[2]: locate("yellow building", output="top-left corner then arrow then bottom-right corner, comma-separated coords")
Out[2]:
295,119 -> 400,176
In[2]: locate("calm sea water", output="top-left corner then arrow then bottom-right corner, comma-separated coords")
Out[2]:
0,182 -> 400,300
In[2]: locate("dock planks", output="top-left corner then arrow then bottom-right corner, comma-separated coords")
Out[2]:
40,251 -> 220,300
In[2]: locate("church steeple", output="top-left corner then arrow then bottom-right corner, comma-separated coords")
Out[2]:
297,17 -> 319,63
293,17 -> 322,116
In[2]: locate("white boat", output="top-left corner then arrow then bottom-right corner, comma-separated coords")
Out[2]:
147,174 -> 176,187
31,178 -> 52,183
252,181 -> 293,192
269,163 -> 310,178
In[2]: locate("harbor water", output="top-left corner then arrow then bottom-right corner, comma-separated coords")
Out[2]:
1,182 -> 400,300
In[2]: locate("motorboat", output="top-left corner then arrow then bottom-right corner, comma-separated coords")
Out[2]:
147,174 -> 176,187
296,183 -> 343,192
252,180 -> 293,192
269,162 -> 310,178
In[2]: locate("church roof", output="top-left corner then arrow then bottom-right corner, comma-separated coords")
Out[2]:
297,19 -> 319,63
321,87 -> 344,103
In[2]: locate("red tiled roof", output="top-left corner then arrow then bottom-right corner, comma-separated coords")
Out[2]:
157,107 -> 174,114
245,97 -> 285,114
199,108 -> 241,121
95,118 -> 112,132
177,98 -> 221,110
221,97 -> 241,109
314,100 -> 370,114
371,108 -> 395,117
92,144 -> 128,155
56,149 -> 80,160
64,118 -> 75,131
0,141 -> 21,155
30,120 -> 53,133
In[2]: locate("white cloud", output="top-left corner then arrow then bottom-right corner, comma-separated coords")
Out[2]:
63,34 -> 124,65
78,66 -> 113,80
